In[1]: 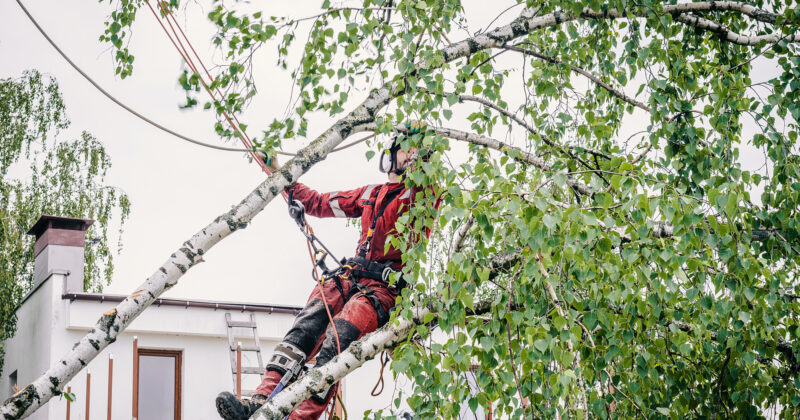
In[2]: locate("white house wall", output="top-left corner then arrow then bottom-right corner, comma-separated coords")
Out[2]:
3,275 -> 408,419
49,332 -> 281,420
64,300 -> 408,418
0,273 -> 63,420
55,299 -> 295,419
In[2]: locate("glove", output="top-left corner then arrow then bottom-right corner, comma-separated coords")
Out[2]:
406,120 -> 426,134
254,146 -> 280,172
253,146 -> 271,165
288,201 -> 304,224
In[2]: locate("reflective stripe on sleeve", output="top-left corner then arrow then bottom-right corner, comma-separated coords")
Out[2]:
330,198 -> 346,217
399,189 -> 411,200
361,184 -> 379,200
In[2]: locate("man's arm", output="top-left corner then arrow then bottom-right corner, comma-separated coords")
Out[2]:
288,183 -> 369,219
262,153 -> 368,219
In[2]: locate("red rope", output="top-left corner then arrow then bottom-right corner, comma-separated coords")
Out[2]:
145,1 -> 343,359
159,2 -> 257,152
145,0 -> 274,183
307,231 -> 342,354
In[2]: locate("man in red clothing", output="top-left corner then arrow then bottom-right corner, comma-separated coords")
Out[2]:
217,122 -> 432,420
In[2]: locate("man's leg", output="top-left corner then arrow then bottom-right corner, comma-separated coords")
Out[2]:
256,277 -> 351,396
217,278 -> 350,420
291,281 -> 397,420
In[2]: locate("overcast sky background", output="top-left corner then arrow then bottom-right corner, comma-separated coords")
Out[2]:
2,0 -> 777,310
1,0 -> 543,309
2,0 -> 406,306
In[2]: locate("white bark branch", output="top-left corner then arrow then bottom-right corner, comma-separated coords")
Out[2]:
379,121 -> 595,196
3,4 -> 571,418
252,304 -> 434,419
502,45 -> 650,113
425,125 -> 594,197
449,2 -> 796,51
673,13 -> 799,45
451,92 -> 612,160
0,87 -> 390,419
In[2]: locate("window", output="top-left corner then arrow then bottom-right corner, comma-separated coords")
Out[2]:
9,370 -> 18,397
459,366 -> 491,420
137,349 -> 182,420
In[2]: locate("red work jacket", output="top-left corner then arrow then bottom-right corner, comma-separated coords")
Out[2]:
288,182 -> 429,269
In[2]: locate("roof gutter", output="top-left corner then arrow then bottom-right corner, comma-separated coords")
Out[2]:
62,292 -> 302,315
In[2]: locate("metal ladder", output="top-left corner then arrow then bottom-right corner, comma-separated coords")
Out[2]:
225,313 -> 265,398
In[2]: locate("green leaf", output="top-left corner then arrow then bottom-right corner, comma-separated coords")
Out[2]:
534,339 -> 548,353
543,214 -> 559,230
553,315 -> 567,330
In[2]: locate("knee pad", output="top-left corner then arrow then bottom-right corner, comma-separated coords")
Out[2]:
266,342 -> 307,380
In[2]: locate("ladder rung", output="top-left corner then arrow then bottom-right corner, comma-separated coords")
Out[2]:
230,344 -> 261,352
232,366 -> 264,375
227,320 -> 257,328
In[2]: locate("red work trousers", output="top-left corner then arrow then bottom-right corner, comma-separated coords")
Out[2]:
254,274 -> 398,419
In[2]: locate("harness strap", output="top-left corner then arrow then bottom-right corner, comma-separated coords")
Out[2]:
332,275 -> 346,301
346,256 -> 408,289
358,185 -> 405,258
353,283 -> 390,325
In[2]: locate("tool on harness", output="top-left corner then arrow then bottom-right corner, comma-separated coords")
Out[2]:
356,185 -> 405,259
263,343 -> 307,417
266,342 -> 307,380
346,256 -> 407,290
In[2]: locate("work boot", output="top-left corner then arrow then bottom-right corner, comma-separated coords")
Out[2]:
215,392 -> 266,420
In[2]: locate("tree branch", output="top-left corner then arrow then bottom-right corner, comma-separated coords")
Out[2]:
427,125 -> 594,197
452,92 -> 612,160
673,13 -> 799,45
2,5 -> 581,419
572,4 -> 796,47
253,302 -> 436,419
502,45 -> 650,113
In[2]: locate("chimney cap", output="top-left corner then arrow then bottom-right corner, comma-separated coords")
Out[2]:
27,215 -> 95,239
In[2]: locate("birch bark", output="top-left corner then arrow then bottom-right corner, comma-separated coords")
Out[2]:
3,3 -> 791,418
252,305 -> 433,419
0,6 -> 548,417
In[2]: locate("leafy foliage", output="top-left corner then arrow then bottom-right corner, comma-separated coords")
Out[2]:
0,71 -> 130,374
98,1 -> 800,418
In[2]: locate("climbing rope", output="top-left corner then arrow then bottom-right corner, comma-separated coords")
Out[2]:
330,384 -> 348,420
144,0 -> 346,383
370,351 -> 391,396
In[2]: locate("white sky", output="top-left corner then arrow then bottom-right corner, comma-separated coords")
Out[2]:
1,0 -> 780,309
2,2 -> 787,417
0,0 -> 518,307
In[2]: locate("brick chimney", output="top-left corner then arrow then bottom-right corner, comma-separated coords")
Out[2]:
27,215 -> 94,293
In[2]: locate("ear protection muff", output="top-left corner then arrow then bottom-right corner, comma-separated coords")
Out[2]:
378,136 -> 405,175
378,121 -> 428,175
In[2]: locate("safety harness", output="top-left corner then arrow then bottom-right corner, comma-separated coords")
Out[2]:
289,185 -> 407,322
355,185 -> 404,260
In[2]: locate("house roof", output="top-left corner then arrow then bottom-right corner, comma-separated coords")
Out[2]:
62,292 -> 302,315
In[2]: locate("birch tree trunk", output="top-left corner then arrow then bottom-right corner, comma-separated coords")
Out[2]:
5,3 -> 785,418
0,7 -> 555,417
